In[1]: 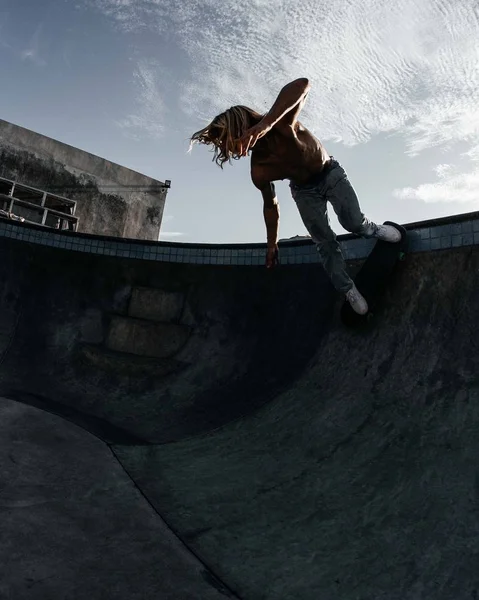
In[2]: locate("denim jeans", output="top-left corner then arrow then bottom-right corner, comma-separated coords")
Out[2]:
289,158 -> 378,293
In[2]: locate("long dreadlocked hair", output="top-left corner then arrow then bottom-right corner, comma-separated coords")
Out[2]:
189,105 -> 264,168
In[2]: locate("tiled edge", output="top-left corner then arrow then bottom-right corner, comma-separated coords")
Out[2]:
1,215 -> 479,266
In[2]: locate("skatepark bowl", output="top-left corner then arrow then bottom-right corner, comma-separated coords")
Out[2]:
1,211 -> 479,600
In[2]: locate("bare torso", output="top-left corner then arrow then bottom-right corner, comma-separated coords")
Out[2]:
251,121 -> 330,186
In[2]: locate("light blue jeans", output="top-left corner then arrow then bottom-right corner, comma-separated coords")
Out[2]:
289,158 -> 378,293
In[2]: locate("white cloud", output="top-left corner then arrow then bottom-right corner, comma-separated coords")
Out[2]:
114,59 -> 166,139
394,166 -> 479,204
21,22 -> 46,67
433,164 -> 454,178
462,145 -> 479,162
395,139 -> 479,205
1,17 -> 46,65
88,0 -> 151,33
90,0 -> 479,155
160,215 -> 184,238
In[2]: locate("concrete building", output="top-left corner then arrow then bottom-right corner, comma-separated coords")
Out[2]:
0,119 -> 170,240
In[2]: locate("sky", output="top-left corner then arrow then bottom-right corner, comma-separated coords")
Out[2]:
0,0 -> 478,243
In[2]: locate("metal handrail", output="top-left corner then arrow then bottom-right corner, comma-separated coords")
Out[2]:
0,176 -> 77,208
0,192 -> 79,231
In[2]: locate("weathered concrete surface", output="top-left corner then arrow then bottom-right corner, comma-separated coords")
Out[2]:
0,119 -> 168,240
1,232 -> 479,599
0,237 -> 331,443
128,287 -> 185,322
106,316 -> 191,358
0,397 -> 235,600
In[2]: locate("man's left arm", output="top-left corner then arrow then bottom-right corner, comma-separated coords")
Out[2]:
238,78 -> 311,155
261,77 -> 311,129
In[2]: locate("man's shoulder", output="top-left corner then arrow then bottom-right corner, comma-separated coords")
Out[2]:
271,119 -> 300,136
253,124 -> 295,156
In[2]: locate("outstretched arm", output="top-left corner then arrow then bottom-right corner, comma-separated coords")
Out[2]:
254,178 -> 280,268
237,78 -> 311,155
262,77 -> 311,129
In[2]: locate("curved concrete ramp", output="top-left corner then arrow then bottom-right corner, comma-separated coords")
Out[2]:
0,397 -> 236,599
1,232 -> 479,599
0,239 -> 334,444
113,247 -> 479,599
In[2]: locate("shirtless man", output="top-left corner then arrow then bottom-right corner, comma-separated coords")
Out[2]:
190,77 -> 401,315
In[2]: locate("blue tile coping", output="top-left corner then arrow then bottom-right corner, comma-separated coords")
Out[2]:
1,211 -> 479,266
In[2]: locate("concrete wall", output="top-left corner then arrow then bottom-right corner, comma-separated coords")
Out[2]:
0,119 -> 169,240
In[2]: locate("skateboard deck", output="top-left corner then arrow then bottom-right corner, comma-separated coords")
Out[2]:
340,221 -> 407,328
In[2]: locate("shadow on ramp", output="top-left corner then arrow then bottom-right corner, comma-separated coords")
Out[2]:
2,234 -> 479,599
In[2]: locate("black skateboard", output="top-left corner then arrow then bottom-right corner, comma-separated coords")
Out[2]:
340,221 -> 407,328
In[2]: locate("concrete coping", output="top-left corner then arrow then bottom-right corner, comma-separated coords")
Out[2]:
1,210 -> 479,266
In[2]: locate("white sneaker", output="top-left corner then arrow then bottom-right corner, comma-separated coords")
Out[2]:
375,224 -> 401,243
345,283 -> 368,315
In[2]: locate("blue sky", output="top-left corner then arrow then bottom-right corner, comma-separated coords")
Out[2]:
1,0 -> 478,243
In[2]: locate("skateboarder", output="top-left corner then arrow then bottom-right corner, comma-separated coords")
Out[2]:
190,77 -> 400,315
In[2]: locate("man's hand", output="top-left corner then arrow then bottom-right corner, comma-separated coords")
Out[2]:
237,120 -> 272,156
265,244 -> 279,269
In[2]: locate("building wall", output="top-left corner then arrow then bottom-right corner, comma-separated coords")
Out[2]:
0,119 -> 169,240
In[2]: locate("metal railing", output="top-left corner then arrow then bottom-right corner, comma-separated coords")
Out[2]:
0,176 -> 79,231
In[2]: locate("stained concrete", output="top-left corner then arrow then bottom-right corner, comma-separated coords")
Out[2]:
1,232 -> 479,599
0,119 -> 168,240
0,237 -> 332,443
106,316 -> 191,358
128,287 -> 185,322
